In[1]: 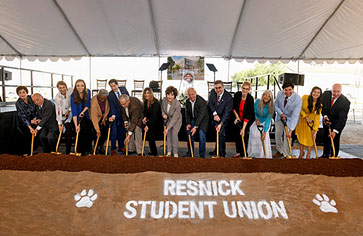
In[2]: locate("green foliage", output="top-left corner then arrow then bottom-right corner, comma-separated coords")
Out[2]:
167,57 -> 175,71
232,62 -> 287,86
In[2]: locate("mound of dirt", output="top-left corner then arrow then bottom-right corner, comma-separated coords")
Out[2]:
0,154 -> 362,177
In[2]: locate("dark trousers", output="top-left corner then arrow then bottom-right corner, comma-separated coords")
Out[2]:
78,118 -> 93,155
19,125 -> 39,155
39,127 -> 58,153
146,128 -> 158,156
187,119 -> 207,157
323,124 -> 341,157
234,126 -> 250,157
64,122 -> 73,154
110,116 -> 126,151
94,121 -> 108,152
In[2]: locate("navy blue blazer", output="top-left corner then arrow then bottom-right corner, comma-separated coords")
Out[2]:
208,89 -> 233,125
108,86 -> 129,118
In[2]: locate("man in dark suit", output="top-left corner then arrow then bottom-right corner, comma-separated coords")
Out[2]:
32,93 -> 58,153
321,83 -> 350,158
108,79 -> 130,155
185,87 -> 209,158
208,80 -> 233,157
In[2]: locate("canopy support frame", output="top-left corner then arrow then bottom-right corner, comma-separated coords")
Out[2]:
298,0 -> 346,60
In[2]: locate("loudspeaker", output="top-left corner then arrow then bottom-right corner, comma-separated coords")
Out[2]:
278,73 -> 304,86
0,70 -> 12,81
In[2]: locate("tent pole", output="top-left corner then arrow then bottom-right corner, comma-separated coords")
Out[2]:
227,59 -> 231,82
89,57 -> 92,89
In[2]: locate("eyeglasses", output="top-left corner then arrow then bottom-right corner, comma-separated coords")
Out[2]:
242,87 -> 250,90
215,86 -> 223,90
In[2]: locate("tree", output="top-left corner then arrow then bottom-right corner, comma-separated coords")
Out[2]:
232,62 -> 286,86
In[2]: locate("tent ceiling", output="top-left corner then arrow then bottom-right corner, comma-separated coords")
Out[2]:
0,0 -> 362,62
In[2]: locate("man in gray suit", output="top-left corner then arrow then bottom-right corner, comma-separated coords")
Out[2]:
32,93 -> 59,153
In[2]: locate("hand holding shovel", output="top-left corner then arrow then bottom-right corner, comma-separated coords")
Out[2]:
281,118 -> 296,159
141,121 -> 149,156
212,122 -> 222,159
327,124 -> 340,159
52,115 -> 68,155
70,116 -> 83,156
257,124 -> 267,159
306,120 -> 319,158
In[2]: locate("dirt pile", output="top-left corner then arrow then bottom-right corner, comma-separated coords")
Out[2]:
0,154 -> 362,177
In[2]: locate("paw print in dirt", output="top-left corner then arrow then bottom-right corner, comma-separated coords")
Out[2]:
312,193 -> 338,213
74,189 -> 98,208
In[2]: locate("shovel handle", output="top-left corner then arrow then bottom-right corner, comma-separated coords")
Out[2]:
188,131 -> 194,157
163,126 -> 167,156
284,125 -> 293,157
55,124 -> 63,153
93,135 -> 99,155
30,133 -> 35,156
141,129 -> 147,156
328,127 -> 336,157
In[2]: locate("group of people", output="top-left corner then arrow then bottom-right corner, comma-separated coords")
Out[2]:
15,78 -> 350,159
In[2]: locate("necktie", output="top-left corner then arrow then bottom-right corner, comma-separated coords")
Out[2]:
284,96 -> 288,107
117,91 -> 121,99
217,95 -> 221,102
331,98 -> 334,107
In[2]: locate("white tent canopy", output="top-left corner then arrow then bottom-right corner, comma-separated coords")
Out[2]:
0,0 -> 362,62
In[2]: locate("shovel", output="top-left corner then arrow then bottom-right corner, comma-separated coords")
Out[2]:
160,119 -> 168,157
92,135 -> 99,155
104,121 -> 113,156
141,128 -> 147,156
30,132 -> 35,157
306,120 -> 319,158
281,118 -> 296,159
51,124 -> 63,155
187,130 -> 194,157
233,110 -> 251,159
70,117 -> 83,156
257,124 -> 267,159
52,116 -> 68,155
212,122 -> 221,159
327,124 -> 340,159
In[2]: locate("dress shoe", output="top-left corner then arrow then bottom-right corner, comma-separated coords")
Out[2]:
128,151 -> 136,154
111,150 -> 117,156
209,150 -> 216,155
183,152 -> 191,157
199,155 -> 205,158
118,148 -> 126,153
319,155 -> 329,159
272,152 -> 283,158
233,153 -> 240,158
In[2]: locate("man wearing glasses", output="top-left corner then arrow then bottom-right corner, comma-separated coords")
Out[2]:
208,80 -> 233,157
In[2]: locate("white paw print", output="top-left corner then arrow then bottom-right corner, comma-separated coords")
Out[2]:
312,193 -> 338,213
74,189 -> 98,208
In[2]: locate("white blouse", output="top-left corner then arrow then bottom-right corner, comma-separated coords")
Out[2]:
54,88 -> 73,125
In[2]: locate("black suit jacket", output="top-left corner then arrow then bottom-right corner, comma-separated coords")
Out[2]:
108,86 -> 129,118
144,99 -> 162,131
233,92 -> 255,127
321,90 -> 350,133
208,89 -> 233,125
38,99 -> 58,132
185,95 -> 209,133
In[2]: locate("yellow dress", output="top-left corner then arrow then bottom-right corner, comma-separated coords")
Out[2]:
295,95 -> 321,146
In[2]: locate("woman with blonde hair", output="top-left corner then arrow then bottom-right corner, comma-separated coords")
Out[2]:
248,90 -> 274,158
232,81 -> 255,158
142,87 -> 162,156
